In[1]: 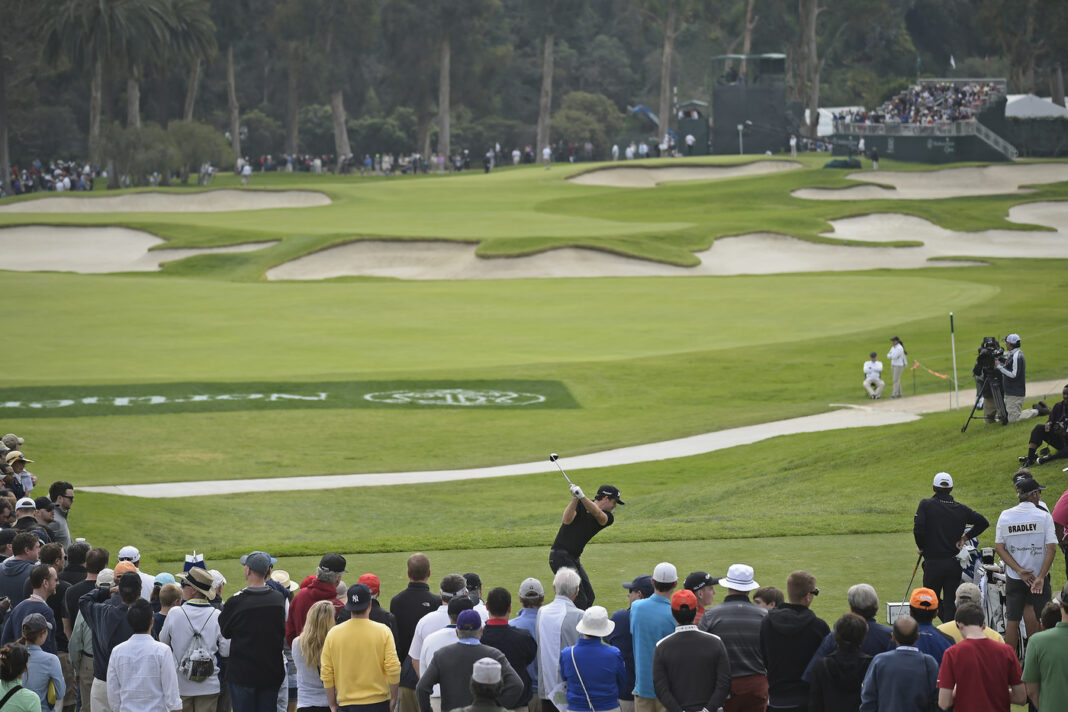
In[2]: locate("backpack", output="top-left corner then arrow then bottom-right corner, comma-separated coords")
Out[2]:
177,606 -> 217,682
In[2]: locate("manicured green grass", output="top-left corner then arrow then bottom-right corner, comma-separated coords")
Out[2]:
2,155 -> 1066,272
1,158 -> 1066,635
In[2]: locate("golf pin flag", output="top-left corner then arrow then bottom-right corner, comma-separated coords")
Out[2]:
184,551 -> 206,571
910,360 -> 948,380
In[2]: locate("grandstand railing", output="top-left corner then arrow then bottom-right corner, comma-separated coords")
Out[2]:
834,119 -> 1018,160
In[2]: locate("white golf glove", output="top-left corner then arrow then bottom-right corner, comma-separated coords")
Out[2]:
569,484 -> 585,499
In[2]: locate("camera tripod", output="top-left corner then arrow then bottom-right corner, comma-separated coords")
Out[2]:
962,370 -> 1007,432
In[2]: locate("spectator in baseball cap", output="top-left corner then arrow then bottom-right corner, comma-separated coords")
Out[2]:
285,554 -> 346,646
908,588 -> 952,664
684,571 -> 717,621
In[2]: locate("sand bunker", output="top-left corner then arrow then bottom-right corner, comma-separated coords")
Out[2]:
267,200 -> 1067,280
793,163 -> 1068,201
0,189 -> 331,213
0,226 -> 276,273
568,160 -> 801,188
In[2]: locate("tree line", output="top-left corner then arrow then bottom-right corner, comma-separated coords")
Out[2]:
1,0 -> 1065,194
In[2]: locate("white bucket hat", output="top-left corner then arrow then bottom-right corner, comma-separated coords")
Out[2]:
575,605 -> 615,637
721,564 -> 759,592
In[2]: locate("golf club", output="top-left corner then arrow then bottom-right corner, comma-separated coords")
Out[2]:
902,553 -> 922,607
549,453 -> 574,485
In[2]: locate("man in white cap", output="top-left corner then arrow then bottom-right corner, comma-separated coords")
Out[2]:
913,472 -> 989,622
653,591 -> 730,712
117,546 -> 156,601
996,475 -> 1057,654
699,564 -> 768,712
630,563 -> 678,712
994,333 -> 1038,423
862,352 -> 885,399
452,658 -> 509,712
509,578 -> 543,712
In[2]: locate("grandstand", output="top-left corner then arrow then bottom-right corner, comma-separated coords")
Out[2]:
832,78 -> 1019,162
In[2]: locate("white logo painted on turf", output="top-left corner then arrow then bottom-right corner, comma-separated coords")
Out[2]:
363,389 -> 546,406
0,392 -> 328,409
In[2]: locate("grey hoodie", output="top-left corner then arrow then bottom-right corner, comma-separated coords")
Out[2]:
0,557 -> 33,605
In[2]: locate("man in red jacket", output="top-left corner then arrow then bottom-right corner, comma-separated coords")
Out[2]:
284,553 -> 346,645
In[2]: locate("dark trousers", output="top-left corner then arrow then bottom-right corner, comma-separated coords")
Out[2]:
1028,424 -> 1066,455
228,684 -> 277,712
724,674 -> 768,712
922,556 -> 961,623
339,703 -> 390,712
549,549 -> 594,610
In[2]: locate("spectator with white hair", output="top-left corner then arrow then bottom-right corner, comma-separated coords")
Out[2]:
285,554 -> 346,645
803,583 -> 893,681
535,567 -> 584,709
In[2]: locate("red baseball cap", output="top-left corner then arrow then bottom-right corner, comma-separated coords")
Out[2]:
358,573 -> 380,596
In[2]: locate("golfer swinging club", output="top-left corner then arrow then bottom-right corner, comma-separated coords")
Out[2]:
548,456 -> 624,610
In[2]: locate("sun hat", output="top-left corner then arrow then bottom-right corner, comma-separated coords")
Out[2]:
472,658 -> 502,685
933,472 -> 953,489
575,606 -> 615,637
720,564 -> 760,592
180,568 -> 217,600
271,570 -> 299,592
4,452 -> 31,465
652,562 -> 677,584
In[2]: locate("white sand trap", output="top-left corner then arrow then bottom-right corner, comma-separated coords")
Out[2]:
266,234 -> 981,281
0,189 -> 330,213
0,226 -> 276,273
822,202 -> 1068,260
793,163 -> 1068,201
568,160 -> 801,188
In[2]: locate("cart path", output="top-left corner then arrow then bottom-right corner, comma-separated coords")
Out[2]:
83,378 -> 1066,498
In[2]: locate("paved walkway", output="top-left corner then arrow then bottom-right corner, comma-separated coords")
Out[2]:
83,378 -> 1066,499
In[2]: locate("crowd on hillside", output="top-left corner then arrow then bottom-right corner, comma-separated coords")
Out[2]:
835,82 -> 1002,126
2,422 -> 1068,712
4,163 -> 97,196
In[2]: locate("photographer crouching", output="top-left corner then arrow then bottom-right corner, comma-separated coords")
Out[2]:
1020,384 -> 1068,466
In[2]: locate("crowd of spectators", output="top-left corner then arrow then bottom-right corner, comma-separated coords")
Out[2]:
835,81 -> 1003,126
3,162 -> 96,197
5,425 -> 1068,712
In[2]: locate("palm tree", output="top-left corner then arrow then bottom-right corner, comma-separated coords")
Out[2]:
41,0 -> 170,163
149,0 -> 216,126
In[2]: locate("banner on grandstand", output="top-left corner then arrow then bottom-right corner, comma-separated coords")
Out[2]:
0,380 -> 579,417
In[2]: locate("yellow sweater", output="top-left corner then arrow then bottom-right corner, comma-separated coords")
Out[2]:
320,618 -> 401,705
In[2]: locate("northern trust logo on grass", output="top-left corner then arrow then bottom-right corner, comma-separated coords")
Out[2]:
0,380 -> 577,418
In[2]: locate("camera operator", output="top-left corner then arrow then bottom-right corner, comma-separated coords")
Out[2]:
1020,385 -> 1068,466
995,334 -> 1039,424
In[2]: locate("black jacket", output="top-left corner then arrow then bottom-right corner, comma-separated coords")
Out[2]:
390,582 -> 441,689
808,649 -> 871,712
759,604 -> 830,708
480,622 -> 537,706
219,585 -> 286,688
913,493 -> 989,558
